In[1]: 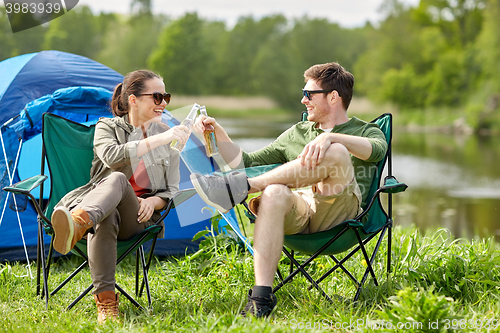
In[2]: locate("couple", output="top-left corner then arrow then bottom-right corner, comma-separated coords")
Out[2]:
50,61 -> 386,322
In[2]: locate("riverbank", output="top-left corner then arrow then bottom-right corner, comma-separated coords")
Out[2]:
1,225 -> 499,332
170,96 -> 489,135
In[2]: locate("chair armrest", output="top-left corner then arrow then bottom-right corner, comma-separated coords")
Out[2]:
214,164 -> 282,179
2,175 -> 48,195
380,176 -> 408,194
152,188 -> 198,227
171,188 -> 197,208
353,176 -> 408,222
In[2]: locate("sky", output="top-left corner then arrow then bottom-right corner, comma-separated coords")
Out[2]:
77,0 -> 420,28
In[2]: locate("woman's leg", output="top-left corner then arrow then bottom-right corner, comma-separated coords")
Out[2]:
75,172 -> 145,294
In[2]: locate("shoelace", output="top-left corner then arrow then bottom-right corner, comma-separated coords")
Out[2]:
206,174 -> 229,190
72,214 -> 92,228
96,300 -> 119,319
244,296 -> 274,315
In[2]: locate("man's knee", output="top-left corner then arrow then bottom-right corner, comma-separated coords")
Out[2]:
260,184 -> 293,210
324,143 -> 350,165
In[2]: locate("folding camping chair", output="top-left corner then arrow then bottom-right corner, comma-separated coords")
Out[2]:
3,113 -> 196,311
240,112 -> 407,303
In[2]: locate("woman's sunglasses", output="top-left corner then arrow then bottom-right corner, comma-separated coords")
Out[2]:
137,92 -> 171,105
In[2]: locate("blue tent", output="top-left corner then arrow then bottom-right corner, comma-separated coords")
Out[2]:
0,50 -> 123,126
0,51 -> 246,262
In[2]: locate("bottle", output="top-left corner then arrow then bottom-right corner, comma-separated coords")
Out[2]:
199,106 -> 220,157
170,103 -> 200,152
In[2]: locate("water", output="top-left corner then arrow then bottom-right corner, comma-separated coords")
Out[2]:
218,117 -> 500,240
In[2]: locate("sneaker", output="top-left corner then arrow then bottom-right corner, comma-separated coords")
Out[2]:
190,171 -> 249,213
52,207 -> 92,255
241,289 -> 277,318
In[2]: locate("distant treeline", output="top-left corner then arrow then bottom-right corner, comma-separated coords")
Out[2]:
1,0 -> 499,130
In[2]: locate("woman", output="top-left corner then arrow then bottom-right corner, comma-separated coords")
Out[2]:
50,70 -> 189,323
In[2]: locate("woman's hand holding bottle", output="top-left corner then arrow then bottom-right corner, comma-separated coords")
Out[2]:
162,124 -> 190,146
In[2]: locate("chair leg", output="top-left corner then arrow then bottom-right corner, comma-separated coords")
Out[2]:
67,284 -> 93,311
137,246 -> 153,311
354,229 -> 377,283
353,227 -> 387,301
273,248 -> 334,303
139,236 -> 158,298
42,238 -> 55,297
38,225 -> 49,309
36,224 -> 41,297
116,284 -> 145,311
50,260 -> 89,296
275,267 -> 284,282
135,249 -> 140,296
313,235 -> 378,289
387,222 -> 392,274
50,245 -> 89,297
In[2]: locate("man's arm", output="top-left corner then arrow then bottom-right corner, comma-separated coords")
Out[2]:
328,133 -> 373,160
299,132 -> 373,170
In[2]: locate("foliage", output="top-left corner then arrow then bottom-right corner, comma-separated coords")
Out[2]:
97,13 -> 167,75
0,0 -> 499,128
43,6 -> 99,59
377,287 -> 457,332
149,13 -> 212,95
189,211 -> 245,273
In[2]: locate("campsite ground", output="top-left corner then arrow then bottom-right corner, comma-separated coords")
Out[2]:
1,222 -> 500,332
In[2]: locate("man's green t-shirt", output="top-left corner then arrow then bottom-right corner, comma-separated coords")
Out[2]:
241,117 -> 388,207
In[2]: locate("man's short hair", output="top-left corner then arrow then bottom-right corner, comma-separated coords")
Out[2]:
304,62 -> 354,110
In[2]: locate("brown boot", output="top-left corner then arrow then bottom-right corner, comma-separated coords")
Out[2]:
94,290 -> 120,324
51,207 -> 92,254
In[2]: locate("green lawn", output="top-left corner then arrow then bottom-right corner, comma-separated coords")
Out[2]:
1,222 -> 500,332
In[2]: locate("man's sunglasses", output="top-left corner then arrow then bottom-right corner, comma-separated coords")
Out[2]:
302,89 -> 333,101
137,92 -> 171,105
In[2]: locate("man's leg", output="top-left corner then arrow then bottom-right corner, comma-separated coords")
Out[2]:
190,142 -> 354,215
253,185 -> 293,286
242,143 -> 355,317
248,143 -> 354,196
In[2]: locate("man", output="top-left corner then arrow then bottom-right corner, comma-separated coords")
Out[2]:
190,62 -> 388,317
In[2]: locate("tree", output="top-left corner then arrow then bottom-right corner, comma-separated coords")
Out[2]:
131,0 -> 152,16
96,14 -> 166,75
466,0 -> 500,130
0,9 -> 15,61
414,0 -> 485,48
43,6 -> 98,58
148,13 -> 211,95
213,15 -> 288,95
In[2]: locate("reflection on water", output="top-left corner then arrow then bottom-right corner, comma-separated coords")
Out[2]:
219,118 -> 500,240
391,131 -> 500,240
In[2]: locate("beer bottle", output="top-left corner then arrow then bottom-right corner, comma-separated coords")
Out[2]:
170,103 -> 200,152
200,106 -> 219,157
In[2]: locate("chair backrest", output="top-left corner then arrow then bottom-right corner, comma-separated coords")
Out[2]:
301,112 -> 392,233
301,111 -> 392,233
361,113 -> 391,234
42,113 -> 96,217
282,113 -> 394,255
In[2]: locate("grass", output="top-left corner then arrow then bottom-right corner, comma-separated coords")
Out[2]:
1,221 -> 500,332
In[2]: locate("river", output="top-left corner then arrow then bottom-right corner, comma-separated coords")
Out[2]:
217,117 -> 500,241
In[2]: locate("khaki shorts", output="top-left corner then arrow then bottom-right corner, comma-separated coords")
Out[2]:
248,178 -> 362,235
